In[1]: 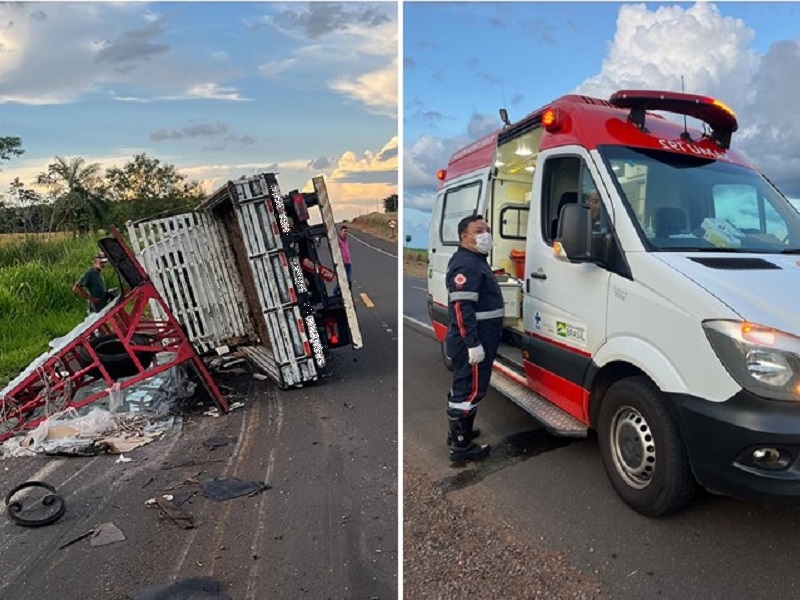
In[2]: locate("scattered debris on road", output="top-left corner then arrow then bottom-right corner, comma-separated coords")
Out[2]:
58,529 -> 95,550
153,495 -> 195,529
201,477 -> 270,502
202,436 -> 236,450
5,481 -> 66,527
89,521 -> 126,547
132,576 -> 231,600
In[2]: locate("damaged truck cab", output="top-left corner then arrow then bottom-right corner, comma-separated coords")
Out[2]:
428,90 -> 800,516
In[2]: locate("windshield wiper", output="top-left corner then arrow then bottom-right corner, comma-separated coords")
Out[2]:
678,247 -> 746,253
780,248 -> 800,254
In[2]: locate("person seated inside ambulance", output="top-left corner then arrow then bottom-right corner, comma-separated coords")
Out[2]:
584,189 -> 609,234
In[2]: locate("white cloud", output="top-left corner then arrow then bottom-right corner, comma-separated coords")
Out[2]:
575,3 -> 759,108
259,58 -> 298,79
310,136 -> 398,220
0,4 -> 242,106
183,83 -> 246,101
572,2 -> 800,195
258,4 -> 397,118
330,59 -> 397,118
404,112 -> 498,213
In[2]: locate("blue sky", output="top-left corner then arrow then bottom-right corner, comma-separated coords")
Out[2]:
404,2 -> 800,248
0,2 -> 397,221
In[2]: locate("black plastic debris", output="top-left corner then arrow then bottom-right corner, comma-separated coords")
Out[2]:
202,436 -> 237,450
133,576 -> 231,600
201,477 -> 270,502
171,490 -> 197,507
5,481 -> 66,527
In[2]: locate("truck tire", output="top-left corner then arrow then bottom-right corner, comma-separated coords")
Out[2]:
77,334 -> 154,380
441,342 -> 453,372
93,334 -> 154,380
597,376 -> 695,517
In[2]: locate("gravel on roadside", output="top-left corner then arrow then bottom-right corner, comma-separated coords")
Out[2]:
403,462 -> 608,599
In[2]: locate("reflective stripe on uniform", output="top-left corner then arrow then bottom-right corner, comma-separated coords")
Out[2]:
467,363 -> 479,404
455,301 -> 466,337
476,308 -> 505,320
449,291 -> 479,301
448,399 -> 477,411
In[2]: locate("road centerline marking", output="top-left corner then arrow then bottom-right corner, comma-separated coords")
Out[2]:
360,292 -> 375,308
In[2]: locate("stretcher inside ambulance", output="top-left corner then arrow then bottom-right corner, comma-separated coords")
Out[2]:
427,89 -> 800,516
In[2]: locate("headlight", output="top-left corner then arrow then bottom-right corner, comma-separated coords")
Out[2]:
703,320 -> 800,401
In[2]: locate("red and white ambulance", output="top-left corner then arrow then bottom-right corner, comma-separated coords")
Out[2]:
427,90 -> 800,516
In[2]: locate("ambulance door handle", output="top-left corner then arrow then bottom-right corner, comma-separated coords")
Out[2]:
530,269 -> 547,280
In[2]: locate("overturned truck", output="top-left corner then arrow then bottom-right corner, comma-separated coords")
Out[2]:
127,173 -> 362,389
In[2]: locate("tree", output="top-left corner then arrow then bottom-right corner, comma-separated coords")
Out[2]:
382,193 -> 398,213
405,233 -> 412,248
7,178 -> 46,233
105,153 -> 204,223
36,156 -> 107,234
0,136 -> 24,165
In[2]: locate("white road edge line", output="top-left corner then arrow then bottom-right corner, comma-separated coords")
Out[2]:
349,233 -> 397,258
403,315 -> 433,331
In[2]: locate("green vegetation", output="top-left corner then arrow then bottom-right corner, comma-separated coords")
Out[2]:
348,212 -> 399,242
0,234 -> 112,388
404,248 -> 428,261
403,247 -> 428,278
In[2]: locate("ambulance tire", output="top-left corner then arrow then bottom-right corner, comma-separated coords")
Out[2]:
598,376 -> 695,517
441,343 -> 453,372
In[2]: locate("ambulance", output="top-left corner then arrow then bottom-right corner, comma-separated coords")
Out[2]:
427,89 -> 800,516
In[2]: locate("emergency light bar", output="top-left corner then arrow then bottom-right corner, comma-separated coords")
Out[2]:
609,90 -> 738,150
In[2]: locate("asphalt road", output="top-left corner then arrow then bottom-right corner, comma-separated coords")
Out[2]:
0,231 -> 397,600
404,275 -> 800,599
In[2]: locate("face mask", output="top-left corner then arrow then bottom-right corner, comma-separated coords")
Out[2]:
474,232 -> 493,255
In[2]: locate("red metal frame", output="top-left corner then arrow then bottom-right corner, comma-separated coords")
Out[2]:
0,226 -> 227,442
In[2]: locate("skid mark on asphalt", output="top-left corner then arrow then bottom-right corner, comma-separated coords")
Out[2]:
433,429 -> 574,493
174,390 -> 261,574
246,386 -> 282,600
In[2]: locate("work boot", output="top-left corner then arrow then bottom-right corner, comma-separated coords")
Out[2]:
446,410 -> 481,446
448,416 -> 490,463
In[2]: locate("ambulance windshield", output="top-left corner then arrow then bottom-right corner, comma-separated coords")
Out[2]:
601,145 -> 800,253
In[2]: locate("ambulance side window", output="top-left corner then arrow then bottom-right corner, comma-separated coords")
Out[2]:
541,156 -> 581,243
440,181 -> 482,245
499,205 -> 528,239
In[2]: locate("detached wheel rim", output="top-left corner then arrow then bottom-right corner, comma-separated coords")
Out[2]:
610,405 -> 656,490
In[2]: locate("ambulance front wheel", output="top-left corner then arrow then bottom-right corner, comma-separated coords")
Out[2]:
441,343 -> 453,372
597,376 -> 696,517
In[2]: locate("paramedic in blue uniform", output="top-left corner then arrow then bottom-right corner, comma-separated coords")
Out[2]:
445,214 -> 505,463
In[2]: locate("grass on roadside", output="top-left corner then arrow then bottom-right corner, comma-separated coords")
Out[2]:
404,247 -> 428,278
0,234 -> 112,388
347,212 -> 399,243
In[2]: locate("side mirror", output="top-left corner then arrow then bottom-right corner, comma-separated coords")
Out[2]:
557,204 -> 592,261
